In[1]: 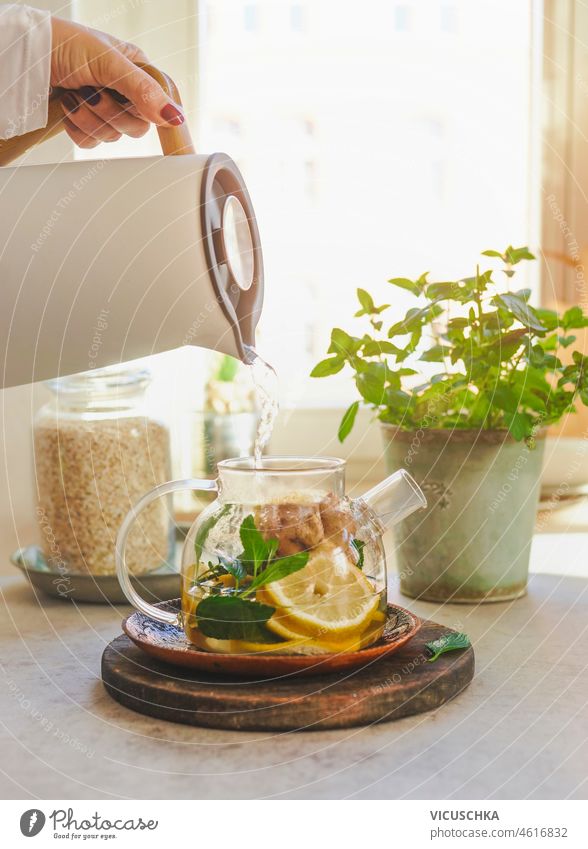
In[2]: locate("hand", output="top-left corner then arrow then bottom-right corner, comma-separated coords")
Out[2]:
50,17 -> 185,149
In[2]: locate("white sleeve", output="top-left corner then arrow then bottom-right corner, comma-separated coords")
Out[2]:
0,4 -> 51,140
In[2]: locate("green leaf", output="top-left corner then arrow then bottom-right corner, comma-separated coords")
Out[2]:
491,384 -> 520,413
223,558 -> 247,585
425,632 -> 471,662
559,335 -> 577,348
216,355 -> 239,382
544,353 -> 563,369
239,515 -> 275,577
195,595 -> 279,642
310,356 -> 344,377
426,281 -> 459,300
506,410 -> 533,441
328,328 -> 361,357
420,344 -> 448,362
362,340 -> 402,357
447,316 -> 469,329
563,306 -> 588,329
356,363 -> 387,404
383,388 -> 414,414
355,289 -> 389,316
534,308 -> 559,331
244,551 -> 309,596
351,538 -> 365,570
194,505 -> 230,563
482,246 -> 535,265
409,325 -> 422,351
388,276 -> 422,296
482,329 -> 528,363
493,293 -> 546,332
505,245 -> 535,264
529,344 -> 544,367
388,304 -> 434,337
338,401 -> 360,442
357,288 -> 375,313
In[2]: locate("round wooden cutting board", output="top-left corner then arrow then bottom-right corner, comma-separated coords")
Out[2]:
102,618 -> 474,732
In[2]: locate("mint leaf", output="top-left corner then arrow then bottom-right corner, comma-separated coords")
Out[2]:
425,632 -> 471,662
351,538 -> 365,569
239,514 -> 276,577
388,276 -> 422,296
310,356 -> 345,377
243,551 -> 309,596
328,327 -> 361,357
195,504 -> 230,563
222,558 -> 247,586
563,305 -> 588,329
493,293 -> 546,333
356,288 -> 375,313
338,401 -> 359,442
195,595 -> 279,642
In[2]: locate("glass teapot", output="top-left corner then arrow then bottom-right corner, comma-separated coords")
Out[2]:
116,457 -> 426,655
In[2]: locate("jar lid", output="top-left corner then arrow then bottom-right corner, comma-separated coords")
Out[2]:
46,365 -> 151,397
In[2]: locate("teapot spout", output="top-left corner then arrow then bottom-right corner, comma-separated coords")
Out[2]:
361,469 -> 426,528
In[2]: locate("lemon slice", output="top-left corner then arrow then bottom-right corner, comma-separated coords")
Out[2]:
260,612 -> 385,652
259,544 -> 380,638
189,630 -> 358,656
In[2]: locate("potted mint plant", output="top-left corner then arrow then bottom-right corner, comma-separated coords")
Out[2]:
312,247 -> 588,602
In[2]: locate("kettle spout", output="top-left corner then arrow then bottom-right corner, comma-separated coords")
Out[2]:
361,469 -> 426,529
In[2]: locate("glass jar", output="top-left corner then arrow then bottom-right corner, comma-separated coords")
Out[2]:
34,366 -> 173,576
172,352 -> 259,526
116,456 -> 426,655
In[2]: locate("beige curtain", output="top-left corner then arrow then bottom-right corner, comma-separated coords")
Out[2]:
542,1 -> 588,437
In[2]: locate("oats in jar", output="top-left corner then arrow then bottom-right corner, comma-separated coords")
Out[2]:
34,368 -> 172,576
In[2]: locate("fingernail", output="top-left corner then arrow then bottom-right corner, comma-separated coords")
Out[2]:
79,86 -> 101,106
160,103 -> 184,125
62,92 -> 80,113
107,88 -> 130,105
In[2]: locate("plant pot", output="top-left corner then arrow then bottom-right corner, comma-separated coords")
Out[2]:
381,425 -> 545,603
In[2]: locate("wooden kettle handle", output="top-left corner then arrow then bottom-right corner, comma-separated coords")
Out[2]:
0,62 -> 194,166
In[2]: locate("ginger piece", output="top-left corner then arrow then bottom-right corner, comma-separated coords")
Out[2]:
256,502 -> 324,556
319,493 -> 357,545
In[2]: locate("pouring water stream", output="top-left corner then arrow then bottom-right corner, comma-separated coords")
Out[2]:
245,346 -> 279,467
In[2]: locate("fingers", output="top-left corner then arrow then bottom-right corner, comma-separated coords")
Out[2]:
93,50 -> 185,127
61,116 -> 101,150
60,93 -> 122,144
76,87 -> 150,138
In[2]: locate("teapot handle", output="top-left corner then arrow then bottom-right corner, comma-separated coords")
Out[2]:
0,62 -> 194,165
116,478 -> 217,625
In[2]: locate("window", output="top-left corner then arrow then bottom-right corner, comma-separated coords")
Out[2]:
243,3 -> 258,32
290,4 -> 306,33
393,4 -> 411,32
198,0 -> 539,407
73,0 -> 541,413
304,160 -> 317,201
439,4 -> 458,33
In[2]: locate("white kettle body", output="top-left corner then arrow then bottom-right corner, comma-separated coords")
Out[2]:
0,65 -> 263,387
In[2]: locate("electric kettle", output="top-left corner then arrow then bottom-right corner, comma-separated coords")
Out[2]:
0,65 -> 263,388
115,456 -> 427,655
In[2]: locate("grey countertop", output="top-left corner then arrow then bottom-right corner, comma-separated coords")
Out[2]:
1,568 -> 587,800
